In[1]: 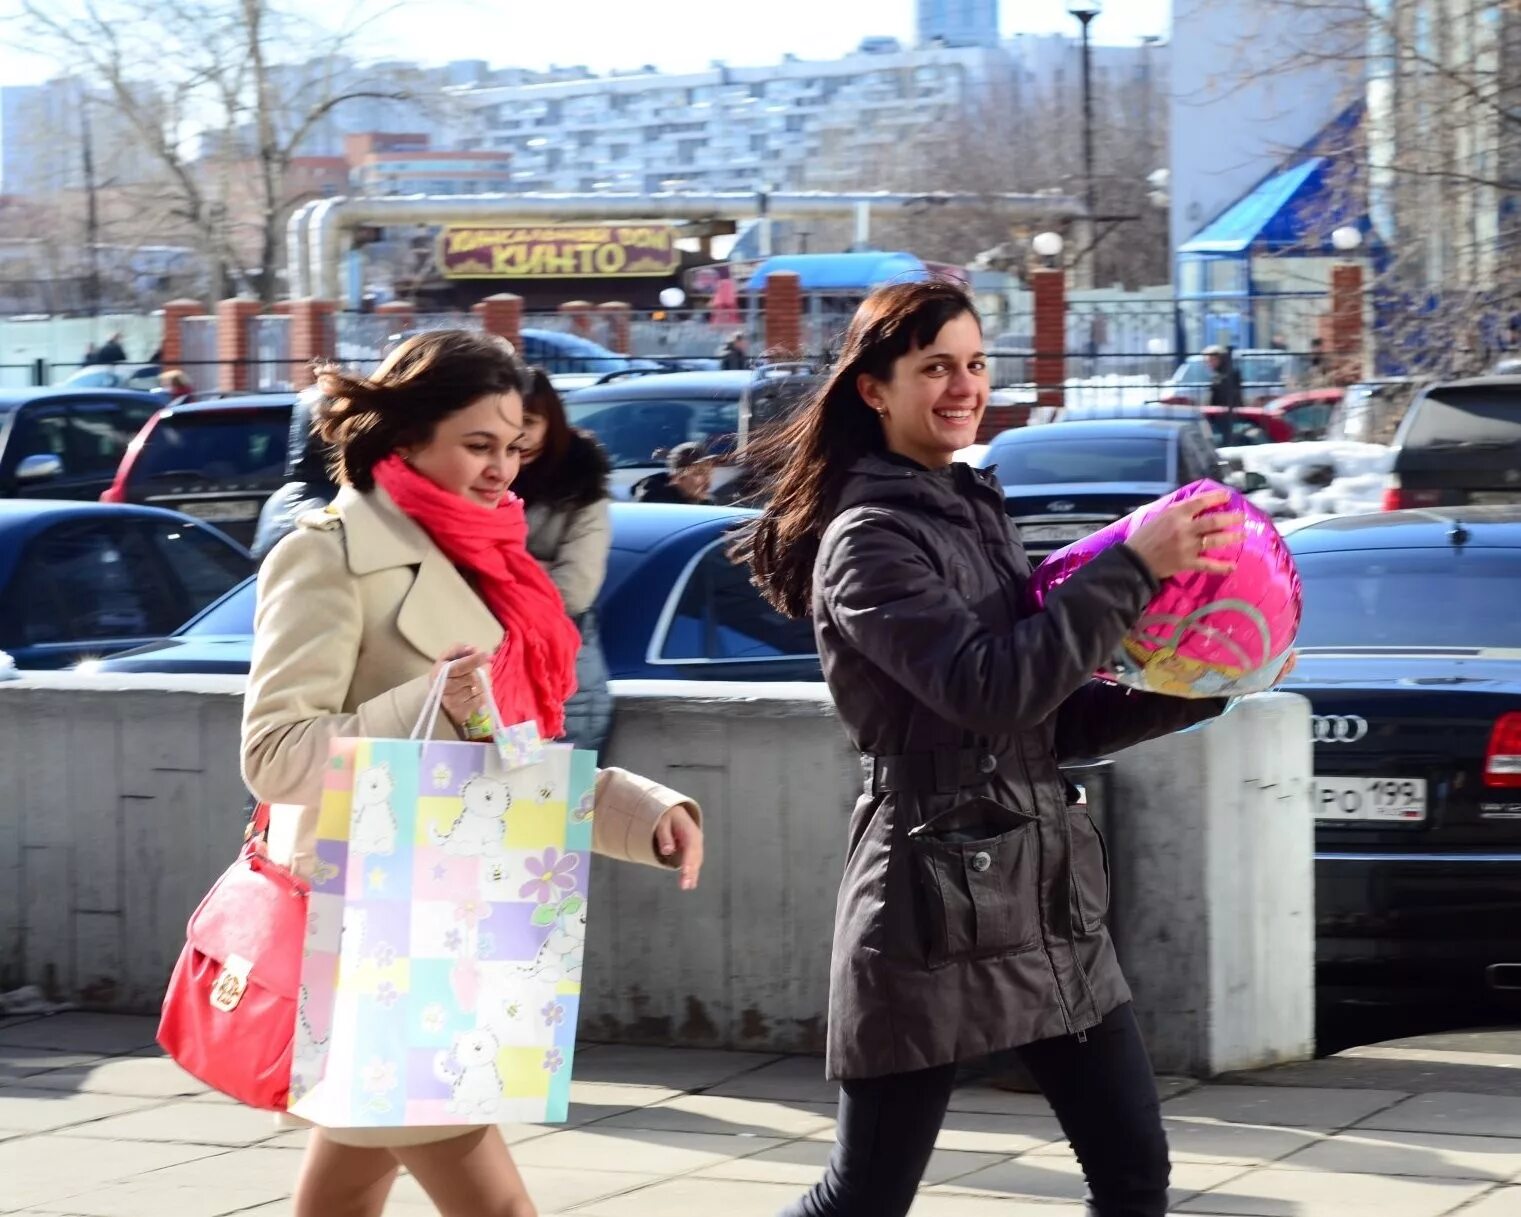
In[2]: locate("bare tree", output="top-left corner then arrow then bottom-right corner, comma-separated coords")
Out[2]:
10,0 -> 424,303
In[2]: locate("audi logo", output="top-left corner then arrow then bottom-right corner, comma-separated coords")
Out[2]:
1312,715 -> 1369,743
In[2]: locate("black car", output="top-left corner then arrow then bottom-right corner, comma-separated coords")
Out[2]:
1385,377 -> 1521,511
1285,507 -> 1521,1008
0,389 -> 163,501
972,418 -> 1230,560
100,395 -> 295,547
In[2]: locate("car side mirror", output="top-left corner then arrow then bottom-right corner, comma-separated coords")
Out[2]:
15,453 -> 63,482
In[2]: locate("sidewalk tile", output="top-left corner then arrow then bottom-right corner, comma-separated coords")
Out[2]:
946,1086 -> 1058,1117
1160,1119 -> 1323,1166
1173,1167 -> 1488,1216
0,1014 -> 159,1055
572,1178 -> 833,1217
694,1139 -> 1006,1187
53,1099 -> 278,1146
928,1111 -> 1067,1154
123,1144 -> 303,1187
389,1164 -> 658,1211
1456,1187 -> 1521,1216
0,1049 -> 110,1083
0,1088 -> 161,1134
572,1045 -> 779,1090
0,1136 -> 224,1209
1274,1129 -> 1521,1181
499,1098 -> 648,1145
597,1094 -> 836,1138
1162,1085 -> 1408,1131
1356,1092 -> 1521,1138
929,1155 -> 1242,1203
568,1080 -> 682,1109
26,1179 -> 290,1217
19,1055 -> 208,1099
704,1055 -> 840,1103
507,1125 -> 785,1174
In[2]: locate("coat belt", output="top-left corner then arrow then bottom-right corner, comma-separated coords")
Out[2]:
862,746 -> 1000,795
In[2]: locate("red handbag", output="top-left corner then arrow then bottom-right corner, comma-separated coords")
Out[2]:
157,803 -> 310,1111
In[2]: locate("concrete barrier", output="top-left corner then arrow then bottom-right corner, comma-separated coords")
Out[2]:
0,675 -> 1312,1076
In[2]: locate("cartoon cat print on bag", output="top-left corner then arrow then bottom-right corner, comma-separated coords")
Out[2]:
350,763 -> 398,855
429,773 -> 511,856
433,1026 -> 502,1117
519,895 -> 586,984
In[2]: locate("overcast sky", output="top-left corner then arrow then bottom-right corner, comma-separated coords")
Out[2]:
0,0 -> 1171,88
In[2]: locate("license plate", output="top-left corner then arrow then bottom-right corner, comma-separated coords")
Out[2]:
1021,523 -> 1098,544
177,500 -> 259,523
1314,776 -> 1427,822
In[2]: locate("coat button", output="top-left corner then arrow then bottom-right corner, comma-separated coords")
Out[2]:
978,754 -> 997,774
969,850 -> 993,873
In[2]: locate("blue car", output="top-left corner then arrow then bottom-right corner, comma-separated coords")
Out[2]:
85,503 -> 821,681
0,500 -> 253,670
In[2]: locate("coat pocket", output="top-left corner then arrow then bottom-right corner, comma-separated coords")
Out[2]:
1068,810 -> 1110,933
908,796 -> 1041,968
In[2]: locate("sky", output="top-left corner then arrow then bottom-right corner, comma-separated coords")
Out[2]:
0,0 -> 1171,88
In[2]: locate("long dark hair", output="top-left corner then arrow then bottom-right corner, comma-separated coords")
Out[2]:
512,367 -> 608,510
732,279 -> 979,619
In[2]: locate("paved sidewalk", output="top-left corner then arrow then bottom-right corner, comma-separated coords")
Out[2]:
2,1013 -> 1520,1216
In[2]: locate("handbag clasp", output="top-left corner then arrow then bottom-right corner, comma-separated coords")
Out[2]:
210,954 -> 253,1013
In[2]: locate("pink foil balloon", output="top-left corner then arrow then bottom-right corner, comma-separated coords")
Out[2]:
1027,479 -> 1302,698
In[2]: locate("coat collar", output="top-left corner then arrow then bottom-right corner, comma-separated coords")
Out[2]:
333,484 -> 431,575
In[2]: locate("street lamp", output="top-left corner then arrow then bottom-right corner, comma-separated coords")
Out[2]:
1067,0 -> 1103,248
1331,225 -> 1363,253
1032,231 -> 1065,265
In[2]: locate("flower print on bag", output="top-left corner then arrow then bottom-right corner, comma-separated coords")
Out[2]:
519,847 -> 579,904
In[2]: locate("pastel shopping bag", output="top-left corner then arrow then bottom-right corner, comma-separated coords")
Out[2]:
288,673 -> 598,1128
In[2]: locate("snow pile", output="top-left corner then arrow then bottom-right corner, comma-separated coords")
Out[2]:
1220,440 -> 1393,520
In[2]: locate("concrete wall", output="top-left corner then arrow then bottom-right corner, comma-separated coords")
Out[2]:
0,675 -> 1313,1076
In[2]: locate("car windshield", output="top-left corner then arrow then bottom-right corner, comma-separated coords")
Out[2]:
1207,416 -> 1272,446
524,332 -> 629,374
1294,547 -> 1521,648
989,437 -> 1172,485
566,395 -> 740,469
1240,355 -> 1289,384
1404,390 -> 1521,447
131,410 -> 289,481
184,577 -> 256,636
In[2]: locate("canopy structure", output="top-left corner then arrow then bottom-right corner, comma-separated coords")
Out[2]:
745,252 -> 929,292
1180,159 -> 1335,256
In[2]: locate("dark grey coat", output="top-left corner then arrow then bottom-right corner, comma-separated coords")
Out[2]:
813,452 -> 1224,1079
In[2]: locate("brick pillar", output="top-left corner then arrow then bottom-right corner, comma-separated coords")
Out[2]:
763,272 -> 803,358
289,298 -> 337,390
976,403 -> 1032,444
159,298 -> 205,368
1330,263 -> 1365,385
597,301 -> 632,354
1032,268 -> 1067,410
558,300 -> 594,338
216,296 -> 262,393
473,293 -> 523,350
376,300 -> 415,333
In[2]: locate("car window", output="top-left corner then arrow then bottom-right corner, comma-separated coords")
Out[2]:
567,396 -> 739,469
130,410 -> 289,483
131,520 -> 252,622
1241,356 -> 1288,385
1176,359 -> 1210,386
1294,547 -> 1521,649
1403,390 -> 1521,447
182,576 -> 257,636
1209,416 -> 1271,446
523,333 -> 625,375
1286,403 -> 1332,436
64,369 -> 120,388
9,406 -> 69,470
659,540 -> 817,662
0,521 -> 180,647
67,401 -> 143,476
988,437 -> 1172,485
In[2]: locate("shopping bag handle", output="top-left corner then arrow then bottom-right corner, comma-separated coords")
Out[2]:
409,656 -> 509,743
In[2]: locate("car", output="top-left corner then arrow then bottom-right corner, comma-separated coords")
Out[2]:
100,395 -> 296,546
1283,507 -> 1521,1008
0,389 -> 164,501
1202,407 -> 1295,447
1044,400 -> 1293,451
0,500 -> 252,670
519,329 -> 663,392
59,363 -> 164,393
84,503 -> 822,681
971,418 -> 1229,560
1160,349 -> 1295,408
1383,377 -> 1521,511
563,367 -> 821,499
1261,388 -> 1344,441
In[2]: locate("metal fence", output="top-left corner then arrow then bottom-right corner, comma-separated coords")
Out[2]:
248,314 -> 292,392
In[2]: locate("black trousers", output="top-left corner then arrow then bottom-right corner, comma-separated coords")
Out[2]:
779,1003 -> 1169,1217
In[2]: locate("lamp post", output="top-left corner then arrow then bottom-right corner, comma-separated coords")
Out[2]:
1067,0 -> 1103,269
1329,226 -> 1364,385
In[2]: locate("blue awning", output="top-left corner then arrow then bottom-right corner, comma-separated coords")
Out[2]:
745,252 -> 929,291
1181,159 -> 1331,255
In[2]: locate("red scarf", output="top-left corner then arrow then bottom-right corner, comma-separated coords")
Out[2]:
372,454 -> 580,740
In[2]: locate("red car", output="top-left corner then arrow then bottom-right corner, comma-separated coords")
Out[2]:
1201,407 -> 1296,446
1262,389 -> 1344,440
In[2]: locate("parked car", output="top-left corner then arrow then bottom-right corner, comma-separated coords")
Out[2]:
1202,407 -> 1295,447
1261,388 -> 1344,441
563,367 -> 821,499
1048,400 -> 1292,450
1160,349 -> 1295,408
59,363 -> 163,393
971,418 -> 1231,560
1284,507 -> 1521,1008
1383,377 -> 1521,511
0,389 -> 163,501
100,395 -> 295,546
0,500 -> 252,670
84,503 -> 822,680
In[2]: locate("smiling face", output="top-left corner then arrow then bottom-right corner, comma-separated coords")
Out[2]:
856,311 -> 988,468
402,391 -> 525,507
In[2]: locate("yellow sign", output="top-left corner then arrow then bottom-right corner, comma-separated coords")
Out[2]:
440,224 -> 679,279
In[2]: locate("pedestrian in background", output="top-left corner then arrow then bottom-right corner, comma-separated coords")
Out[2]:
95,332 -> 127,364
734,279 -> 1241,1217
82,342 -> 98,366
242,329 -> 703,1217
515,367 -> 614,756
158,369 -> 194,404
251,387 -> 339,561
631,441 -> 714,504
719,330 -> 750,370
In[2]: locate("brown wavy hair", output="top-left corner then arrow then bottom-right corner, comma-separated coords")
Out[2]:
312,329 -> 526,491
730,279 -> 979,619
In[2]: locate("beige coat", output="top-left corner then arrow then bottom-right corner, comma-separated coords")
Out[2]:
242,483 -> 698,882
525,497 -> 611,618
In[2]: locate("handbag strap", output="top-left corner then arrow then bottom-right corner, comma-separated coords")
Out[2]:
241,798 -> 272,846
409,656 -> 510,741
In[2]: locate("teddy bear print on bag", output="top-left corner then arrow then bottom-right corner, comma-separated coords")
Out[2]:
433,1026 -> 503,1118
350,764 -> 398,855
429,773 -> 511,857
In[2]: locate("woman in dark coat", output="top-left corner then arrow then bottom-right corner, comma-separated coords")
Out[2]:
734,280 -> 1250,1217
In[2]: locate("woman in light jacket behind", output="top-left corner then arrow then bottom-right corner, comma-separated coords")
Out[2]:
242,330 -> 703,1217
514,368 -> 614,755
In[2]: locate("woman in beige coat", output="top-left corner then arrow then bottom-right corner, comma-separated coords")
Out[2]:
242,330 -> 703,1217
